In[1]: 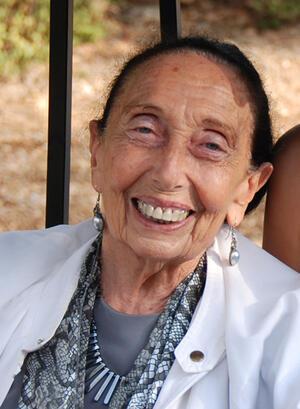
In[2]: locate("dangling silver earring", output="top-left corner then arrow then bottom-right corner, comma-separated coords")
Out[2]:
93,193 -> 103,231
229,225 -> 240,266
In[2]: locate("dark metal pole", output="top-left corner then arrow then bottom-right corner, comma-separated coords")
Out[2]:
159,0 -> 181,42
46,0 -> 73,228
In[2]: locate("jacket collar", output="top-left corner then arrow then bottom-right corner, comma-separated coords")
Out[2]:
154,227 -> 231,408
0,221 -> 233,405
175,226 -> 230,373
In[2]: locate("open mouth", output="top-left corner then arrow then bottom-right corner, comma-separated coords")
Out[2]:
132,198 -> 194,224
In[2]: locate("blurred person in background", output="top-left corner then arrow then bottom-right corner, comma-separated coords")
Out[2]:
263,125 -> 300,272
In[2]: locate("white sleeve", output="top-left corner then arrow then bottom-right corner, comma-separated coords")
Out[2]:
259,289 -> 300,409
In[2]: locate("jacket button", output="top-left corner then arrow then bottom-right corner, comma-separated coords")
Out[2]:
190,350 -> 204,362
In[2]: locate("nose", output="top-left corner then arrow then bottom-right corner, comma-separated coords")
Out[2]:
151,145 -> 187,192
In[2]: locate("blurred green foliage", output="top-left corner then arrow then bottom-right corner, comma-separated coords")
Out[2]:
0,0 -> 106,79
249,0 -> 300,28
1,0 -> 299,78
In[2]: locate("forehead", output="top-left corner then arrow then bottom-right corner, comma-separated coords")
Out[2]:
113,52 -> 253,135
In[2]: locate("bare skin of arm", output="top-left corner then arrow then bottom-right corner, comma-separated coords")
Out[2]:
263,125 -> 300,272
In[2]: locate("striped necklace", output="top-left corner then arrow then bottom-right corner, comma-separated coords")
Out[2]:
85,318 -> 126,405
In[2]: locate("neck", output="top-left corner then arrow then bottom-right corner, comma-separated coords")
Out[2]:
100,230 -> 200,315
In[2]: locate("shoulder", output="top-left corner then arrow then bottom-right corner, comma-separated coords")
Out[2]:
271,125 -> 300,185
0,219 -> 96,273
238,230 -> 295,271
0,219 -> 97,306
0,218 -> 96,248
238,232 -> 300,293
273,124 -> 300,160
215,226 -> 300,305
269,125 -> 300,190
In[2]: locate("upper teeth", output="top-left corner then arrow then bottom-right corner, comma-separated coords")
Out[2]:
137,199 -> 189,222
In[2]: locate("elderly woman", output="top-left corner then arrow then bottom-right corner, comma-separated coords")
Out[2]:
1,36 -> 300,409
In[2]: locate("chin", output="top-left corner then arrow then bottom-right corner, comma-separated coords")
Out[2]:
128,237 -> 187,262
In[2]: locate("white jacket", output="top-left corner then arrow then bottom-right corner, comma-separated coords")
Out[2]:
1,219 -> 300,408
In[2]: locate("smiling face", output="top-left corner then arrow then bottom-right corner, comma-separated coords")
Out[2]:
90,52 -> 271,263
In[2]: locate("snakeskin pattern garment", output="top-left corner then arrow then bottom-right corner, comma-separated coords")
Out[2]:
17,235 -> 102,409
109,255 -> 207,409
17,219 -> 206,409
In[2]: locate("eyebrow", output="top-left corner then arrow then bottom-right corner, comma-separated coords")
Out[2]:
202,118 -> 236,142
123,104 -> 164,116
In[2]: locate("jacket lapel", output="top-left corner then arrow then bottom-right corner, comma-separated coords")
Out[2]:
153,362 -> 207,409
154,236 -> 227,408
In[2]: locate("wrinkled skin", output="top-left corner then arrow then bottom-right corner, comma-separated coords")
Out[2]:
90,53 -> 272,313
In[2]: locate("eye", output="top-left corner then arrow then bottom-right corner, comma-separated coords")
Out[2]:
191,129 -> 229,160
125,114 -> 165,147
204,142 -> 222,151
201,130 -> 228,152
135,126 -> 153,134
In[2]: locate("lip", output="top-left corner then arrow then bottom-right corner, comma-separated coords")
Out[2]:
133,195 -> 194,211
130,199 -> 195,232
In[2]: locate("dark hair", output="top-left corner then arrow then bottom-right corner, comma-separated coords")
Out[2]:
98,36 -> 273,214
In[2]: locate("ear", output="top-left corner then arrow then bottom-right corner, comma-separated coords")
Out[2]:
89,119 -> 104,193
227,162 -> 273,226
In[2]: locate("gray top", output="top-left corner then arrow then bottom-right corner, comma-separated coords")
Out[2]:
1,298 -> 159,408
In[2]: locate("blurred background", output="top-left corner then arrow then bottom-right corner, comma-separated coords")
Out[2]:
0,0 -> 299,244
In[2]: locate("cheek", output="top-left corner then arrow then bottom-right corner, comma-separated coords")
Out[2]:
192,165 -> 236,213
188,169 -> 235,254
102,144 -> 150,197
100,144 -> 152,239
